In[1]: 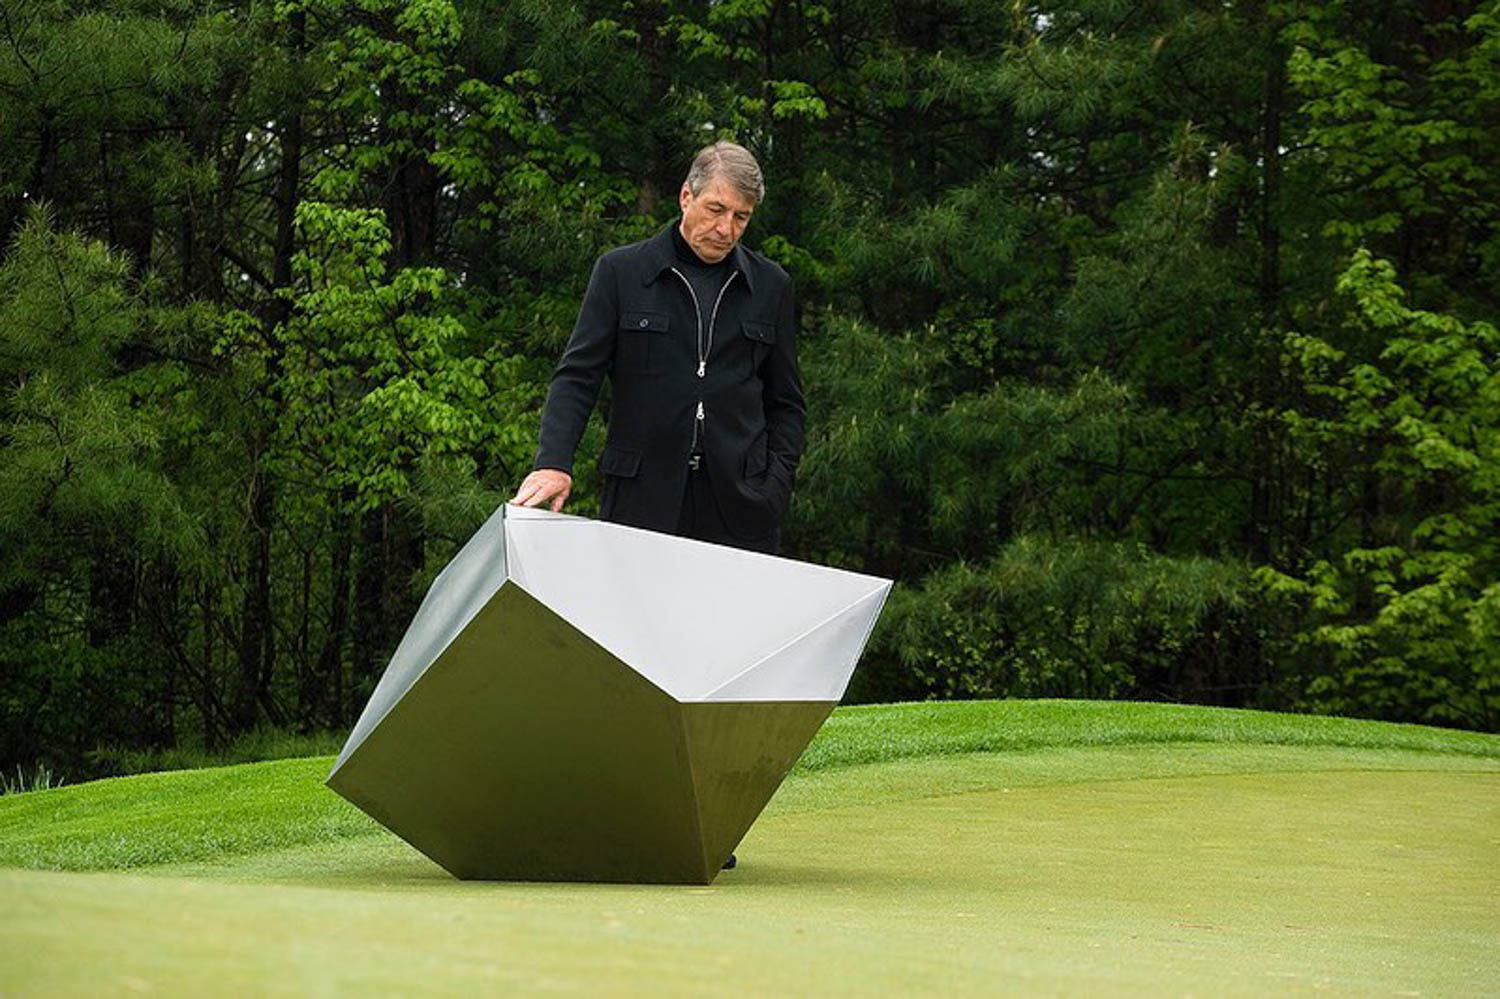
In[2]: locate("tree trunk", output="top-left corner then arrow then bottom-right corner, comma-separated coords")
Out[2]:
1259,41 -> 1284,325
1248,22 -> 1287,565
351,504 -> 425,699
351,507 -> 387,693
234,467 -> 277,730
632,0 -> 672,216
233,10 -> 305,733
318,498 -> 355,725
87,547 -> 136,648
199,582 -> 225,750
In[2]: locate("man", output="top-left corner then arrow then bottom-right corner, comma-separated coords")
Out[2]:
511,141 -> 804,555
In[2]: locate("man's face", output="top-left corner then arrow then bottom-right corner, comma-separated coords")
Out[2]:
678,176 -> 755,264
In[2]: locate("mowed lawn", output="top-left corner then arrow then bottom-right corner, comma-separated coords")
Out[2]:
2,700 -> 1498,995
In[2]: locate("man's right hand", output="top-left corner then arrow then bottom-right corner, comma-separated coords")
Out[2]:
510,469 -> 572,512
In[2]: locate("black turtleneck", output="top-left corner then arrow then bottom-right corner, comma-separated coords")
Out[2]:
671,222 -> 734,325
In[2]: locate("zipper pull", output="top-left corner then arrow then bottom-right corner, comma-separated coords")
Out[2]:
696,401 -> 705,420
696,360 -> 706,378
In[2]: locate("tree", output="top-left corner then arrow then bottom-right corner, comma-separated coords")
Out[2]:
1260,250 -> 1500,729
0,208 -> 200,764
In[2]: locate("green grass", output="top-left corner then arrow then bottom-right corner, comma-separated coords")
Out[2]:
0,757 -> 374,870
2,699 -> 1495,873
2,700 -> 1497,996
65,725 -> 347,783
801,698 -> 1500,768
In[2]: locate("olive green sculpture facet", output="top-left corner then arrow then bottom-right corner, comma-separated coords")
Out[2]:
327,505 -> 890,884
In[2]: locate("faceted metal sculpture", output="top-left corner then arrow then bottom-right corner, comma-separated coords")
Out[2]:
327,504 -> 891,884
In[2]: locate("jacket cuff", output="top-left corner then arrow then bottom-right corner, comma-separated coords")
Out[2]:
532,454 -> 574,475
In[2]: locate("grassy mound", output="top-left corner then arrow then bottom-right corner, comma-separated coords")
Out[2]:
802,698 -> 1500,767
2,699 -> 1496,872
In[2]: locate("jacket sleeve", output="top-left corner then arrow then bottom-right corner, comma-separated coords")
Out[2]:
762,274 -> 806,496
533,254 -> 618,473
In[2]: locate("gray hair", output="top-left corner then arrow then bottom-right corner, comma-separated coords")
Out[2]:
684,141 -> 765,205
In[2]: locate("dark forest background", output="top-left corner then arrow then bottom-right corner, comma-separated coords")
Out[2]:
3,0 -> 1498,779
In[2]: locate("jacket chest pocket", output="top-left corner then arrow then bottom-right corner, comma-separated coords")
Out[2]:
617,310 -> 670,374
740,320 -> 776,376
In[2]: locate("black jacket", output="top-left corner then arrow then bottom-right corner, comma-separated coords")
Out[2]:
534,223 -> 805,540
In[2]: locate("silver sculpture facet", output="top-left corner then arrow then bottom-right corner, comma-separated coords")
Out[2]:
327,504 -> 891,884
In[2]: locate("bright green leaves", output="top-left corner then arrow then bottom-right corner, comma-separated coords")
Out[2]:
765,80 -> 829,121
324,0 -> 461,100
664,14 -> 735,61
1262,250 -> 1500,728
243,202 -> 527,513
1287,3 -> 1500,244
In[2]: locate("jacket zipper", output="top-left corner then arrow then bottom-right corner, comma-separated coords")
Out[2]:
668,268 -> 739,457
705,272 -> 738,375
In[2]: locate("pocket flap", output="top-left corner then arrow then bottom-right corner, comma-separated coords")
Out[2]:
622,311 -> 670,334
742,320 -> 776,344
599,445 -> 642,478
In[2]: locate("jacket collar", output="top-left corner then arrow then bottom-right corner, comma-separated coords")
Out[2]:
642,221 -> 756,294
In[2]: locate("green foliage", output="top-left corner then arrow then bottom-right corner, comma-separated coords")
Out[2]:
792,316 -> 1143,568
253,201 -> 533,512
862,538 -> 1249,703
4,0 -> 1500,771
0,209 -> 199,770
796,311 -> 1258,707
1287,5 -> 1500,250
1259,250 -> 1500,729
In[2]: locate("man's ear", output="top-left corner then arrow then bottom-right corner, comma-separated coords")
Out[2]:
679,182 -> 693,213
